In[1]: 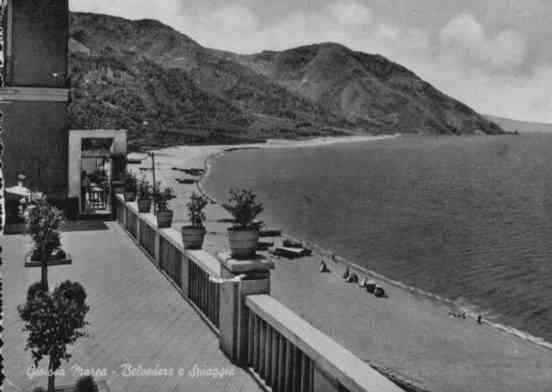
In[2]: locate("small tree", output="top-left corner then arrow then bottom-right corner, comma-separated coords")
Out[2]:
186,192 -> 209,228
22,194 -> 64,291
18,281 -> 89,392
222,189 -> 264,230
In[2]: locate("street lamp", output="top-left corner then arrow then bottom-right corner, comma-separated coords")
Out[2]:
147,152 -> 157,214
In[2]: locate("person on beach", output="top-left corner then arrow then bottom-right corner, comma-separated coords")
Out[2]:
477,315 -> 482,324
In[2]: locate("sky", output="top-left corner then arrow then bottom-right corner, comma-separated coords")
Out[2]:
70,0 -> 552,123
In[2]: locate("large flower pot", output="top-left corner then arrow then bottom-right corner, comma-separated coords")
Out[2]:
181,226 -> 206,250
156,210 -> 174,228
228,228 -> 259,259
112,181 -> 125,195
124,191 -> 137,202
137,198 -> 152,213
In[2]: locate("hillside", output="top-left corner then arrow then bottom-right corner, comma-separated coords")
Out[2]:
486,115 -> 552,133
68,12 -> 504,149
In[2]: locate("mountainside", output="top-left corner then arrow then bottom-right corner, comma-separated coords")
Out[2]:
68,12 -> 504,149
486,115 -> 552,133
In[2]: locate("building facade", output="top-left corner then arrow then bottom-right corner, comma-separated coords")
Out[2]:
1,0 -> 126,220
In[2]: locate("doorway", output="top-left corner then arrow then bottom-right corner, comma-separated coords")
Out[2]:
68,129 -> 127,217
80,138 -> 114,215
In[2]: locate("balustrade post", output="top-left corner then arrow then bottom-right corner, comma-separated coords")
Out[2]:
217,252 -> 274,365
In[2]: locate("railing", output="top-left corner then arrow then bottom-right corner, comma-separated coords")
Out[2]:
115,194 -> 404,392
246,295 -> 403,392
248,310 -> 314,392
116,198 -> 125,223
138,219 -> 156,258
115,194 -> 221,330
189,260 -> 220,327
125,206 -> 138,238
159,236 -> 182,287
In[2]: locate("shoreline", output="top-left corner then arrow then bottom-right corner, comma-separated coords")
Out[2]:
142,134 -> 552,351
184,136 -> 552,352
134,134 -> 552,391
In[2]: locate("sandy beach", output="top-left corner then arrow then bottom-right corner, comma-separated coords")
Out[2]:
129,135 -> 552,392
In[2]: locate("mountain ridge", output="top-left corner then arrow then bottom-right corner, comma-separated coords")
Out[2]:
68,12 -> 504,149
485,115 -> 552,133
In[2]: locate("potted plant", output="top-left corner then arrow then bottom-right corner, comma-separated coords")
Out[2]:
123,171 -> 137,202
222,189 -> 264,259
137,177 -> 152,213
154,183 -> 174,228
181,192 -> 209,249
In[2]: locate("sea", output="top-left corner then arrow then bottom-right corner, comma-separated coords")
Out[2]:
202,134 -> 552,345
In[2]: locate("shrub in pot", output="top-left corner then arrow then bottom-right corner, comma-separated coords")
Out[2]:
222,189 -> 264,259
154,183 -> 174,228
181,192 -> 209,249
123,171 -> 138,202
137,176 -> 152,213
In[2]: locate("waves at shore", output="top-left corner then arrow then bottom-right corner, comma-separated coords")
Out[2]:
197,134 -> 552,351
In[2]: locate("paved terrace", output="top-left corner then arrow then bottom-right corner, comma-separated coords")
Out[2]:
3,221 -> 262,392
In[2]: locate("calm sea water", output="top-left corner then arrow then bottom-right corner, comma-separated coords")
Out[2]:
203,135 -> 552,343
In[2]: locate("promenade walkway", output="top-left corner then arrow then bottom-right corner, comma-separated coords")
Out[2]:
3,221 -> 262,392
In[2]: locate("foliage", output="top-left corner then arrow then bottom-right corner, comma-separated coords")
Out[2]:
124,171 -> 138,192
75,375 -> 99,392
137,176 -> 152,200
22,194 -> 64,257
153,182 -> 174,212
222,189 -> 264,230
18,281 -> 89,392
186,192 -> 209,228
27,282 -> 46,301
21,194 -> 64,290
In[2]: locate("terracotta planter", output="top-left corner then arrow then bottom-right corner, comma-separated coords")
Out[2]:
112,180 -> 125,194
137,198 -> 152,213
124,191 -> 137,202
181,226 -> 206,250
156,210 -> 174,228
228,228 -> 259,259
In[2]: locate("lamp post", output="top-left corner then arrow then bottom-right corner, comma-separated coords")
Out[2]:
148,152 -> 156,215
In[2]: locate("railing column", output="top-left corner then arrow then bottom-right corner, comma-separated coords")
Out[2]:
217,252 -> 274,365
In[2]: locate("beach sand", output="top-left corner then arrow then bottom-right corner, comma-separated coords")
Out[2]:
130,135 -> 552,392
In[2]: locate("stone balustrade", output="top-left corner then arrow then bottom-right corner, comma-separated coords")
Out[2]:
115,194 -> 404,392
